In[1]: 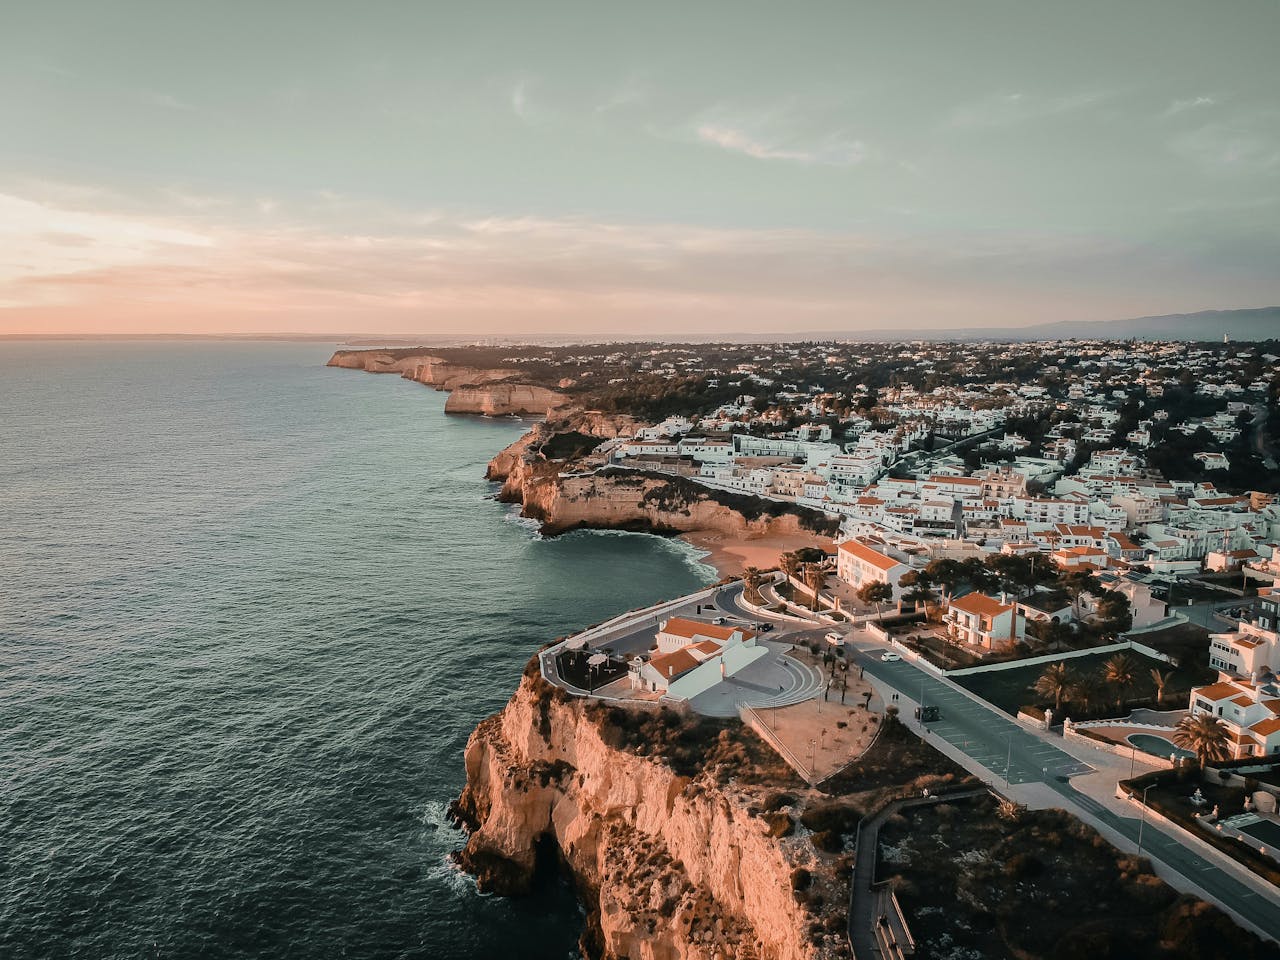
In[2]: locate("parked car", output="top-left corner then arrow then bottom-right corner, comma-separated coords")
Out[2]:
880,652 -> 901,662
712,616 -> 728,625
824,631 -> 844,645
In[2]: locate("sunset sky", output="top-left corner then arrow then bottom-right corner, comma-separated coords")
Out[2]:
3,0 -> 1278,337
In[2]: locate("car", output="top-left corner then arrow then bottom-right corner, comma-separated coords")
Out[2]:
880,652 -> 902,662
757,622 -> 775,632
712,616 -> 728,625
824,631 -> 844,645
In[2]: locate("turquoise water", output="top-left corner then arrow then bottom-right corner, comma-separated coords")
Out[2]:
1127,733 -> 1194,761
0,342 -> 714,960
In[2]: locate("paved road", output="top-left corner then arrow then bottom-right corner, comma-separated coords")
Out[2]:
851,643 -> 1280,940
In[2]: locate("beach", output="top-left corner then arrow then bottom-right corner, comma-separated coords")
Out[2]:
679,529 -> 835,578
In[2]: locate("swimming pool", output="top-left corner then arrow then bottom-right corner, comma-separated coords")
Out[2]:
1239,818 -> 1280,850
1127,733 -> 1195,761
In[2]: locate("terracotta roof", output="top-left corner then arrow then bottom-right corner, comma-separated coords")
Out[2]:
1232,695 -> 1255,707
838,539 -> 903,572
1194,681 -> 1248,701
648,648 -> 700,680
659,617 -> 753,643
1250,717 -> 1280,737
951,592 -> 1014,618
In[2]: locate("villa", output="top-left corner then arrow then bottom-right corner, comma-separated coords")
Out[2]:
1188,678 -> 1280,758
944,592 -> 1025,650
630,617 -> 766,697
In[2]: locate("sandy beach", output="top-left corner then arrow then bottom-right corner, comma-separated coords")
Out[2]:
680,529 -> 835,578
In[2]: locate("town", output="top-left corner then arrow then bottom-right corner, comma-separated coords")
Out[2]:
491,334 -> 1280,956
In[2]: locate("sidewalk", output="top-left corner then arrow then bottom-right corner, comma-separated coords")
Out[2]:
850,633 -> 1280,944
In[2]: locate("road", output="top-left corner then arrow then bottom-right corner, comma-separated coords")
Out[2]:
852,641 -> 1280,941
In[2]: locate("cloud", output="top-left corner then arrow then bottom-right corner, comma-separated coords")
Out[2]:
1163,95 -> 1216,118
1170,112 -> 1280,173
946,91 -> 1105,129
2,186 -> 1273,336
694,123 -> 866,166
509,78 -> 537,123
595,72 -> 651,114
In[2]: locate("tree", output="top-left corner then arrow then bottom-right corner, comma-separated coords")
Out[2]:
1034,661 -> 1075,712
960,556 -> 997,594
1094,589 -> 1133,638
1102,654 -> 1139,712
899,570 -> 935,613
1062,569 -> 1101,618
802,562 -> 826,611
1172,713 -> 1231,768
857,580 -> 894,619
742,566 -> 764,605
1149,667 -> 1173,707
779,551 -> 801,581
923,558 -> 964,603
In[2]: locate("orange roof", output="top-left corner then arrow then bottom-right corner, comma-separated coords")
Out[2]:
648,648 -> 700,680
927,475 -> 982,486
1194,681 -> 1248,701
659,617 -> 753,643
691,639 -> 723,655
1232,695 -> 1255,707
838,539 -> 902,572
951,592 -> 1013,618
1251,717 -> 1280,736
1233,637 -> 1263,649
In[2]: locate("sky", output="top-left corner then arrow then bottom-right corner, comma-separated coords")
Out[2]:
2,0 -> 1278,337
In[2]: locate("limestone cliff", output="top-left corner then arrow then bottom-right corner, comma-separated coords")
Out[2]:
487,432 -> 837,540
327,348 -> 566,415
453,673 -> 835,960
326,349 -> 427,374
445,383 -> 570,417
400,358 -> 523,392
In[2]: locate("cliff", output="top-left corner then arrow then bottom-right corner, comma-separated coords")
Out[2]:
453,672 -> 837,960
445,383 -> 570,417
327,348 -> 569,416
487,432 -> 838,540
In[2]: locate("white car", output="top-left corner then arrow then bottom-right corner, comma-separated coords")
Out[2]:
880,652 -> 902,662
824,631 -> 844,645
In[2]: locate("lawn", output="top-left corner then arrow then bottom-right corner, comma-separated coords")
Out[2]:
876,795 -> 1280,960
954,649 -> 1189,717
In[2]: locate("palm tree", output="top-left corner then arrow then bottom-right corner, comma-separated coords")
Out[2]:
742,566 -> 764,605
1149,667 -> 1173,707
1172,713 -> 1232,768
779,551 -> 800,582
1034,661 -> 1075,712
1102,654 -> 1139,712
802,562 -> 825,611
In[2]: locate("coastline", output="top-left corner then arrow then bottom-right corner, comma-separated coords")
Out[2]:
677,529 -> 834,578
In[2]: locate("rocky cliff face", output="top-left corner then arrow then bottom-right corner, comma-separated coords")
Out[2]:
327,349 -> 568,415
486,433 -> 835,540
444,383 -> 570,417
453,673 -> 831,960
401,359 -> 523,392
326,349 -> 427,374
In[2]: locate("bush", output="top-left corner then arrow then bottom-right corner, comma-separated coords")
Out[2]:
791,867 -> 812,891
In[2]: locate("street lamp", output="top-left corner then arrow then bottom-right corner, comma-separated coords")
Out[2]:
1137,784 -> 1154,856
1004,731 -> 1014,788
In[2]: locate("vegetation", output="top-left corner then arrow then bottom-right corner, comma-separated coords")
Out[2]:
878,796 -> 1280,960
1172,713 -> 1232,767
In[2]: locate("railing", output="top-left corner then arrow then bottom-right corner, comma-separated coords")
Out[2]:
738,702 -> 816,784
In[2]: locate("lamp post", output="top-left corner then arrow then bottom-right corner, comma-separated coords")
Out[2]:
1137,784 -> 1154,856
1004,731 -> 1014,788
1129,742 -> 1138,780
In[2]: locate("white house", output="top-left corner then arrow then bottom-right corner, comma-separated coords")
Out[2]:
945,592 -> 1025,650
836,538 -> 911,601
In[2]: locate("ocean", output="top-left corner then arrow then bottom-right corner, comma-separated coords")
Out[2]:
0,341 -> 715,960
